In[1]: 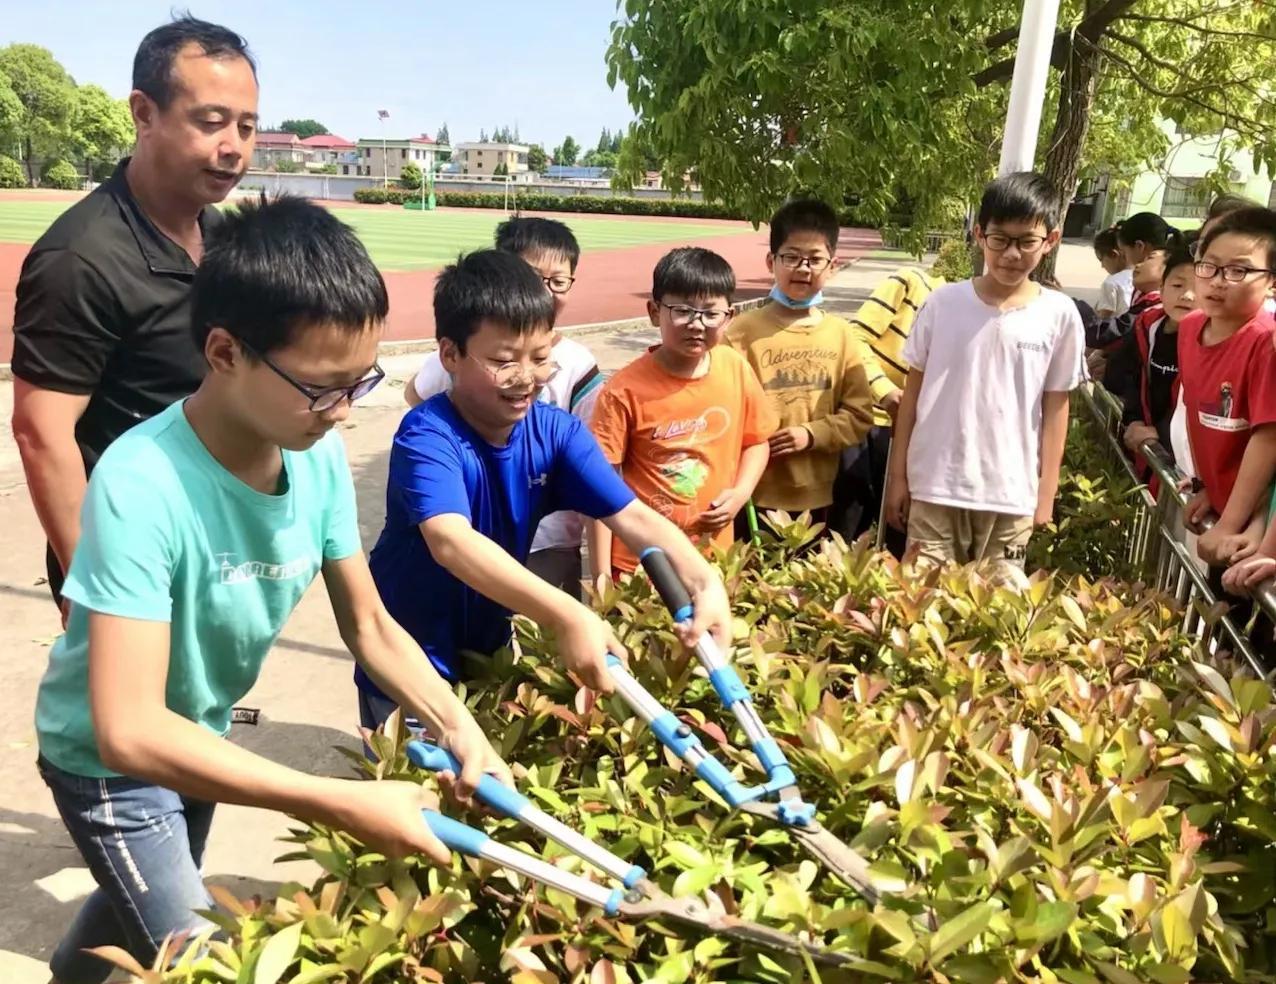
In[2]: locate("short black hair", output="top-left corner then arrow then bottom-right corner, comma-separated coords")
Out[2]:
977,172 -> 1060,231
1115,212 -> 1173,251
769,198 -> 839,254
1093,227 -> 1120,255
192,196 -> 387,355
1162,230 -> 1197,282
651,247 -> 736,303
1208,193 -> 1262,222
434,249 -> 555,353
134,14 -> 255,109
1197,206 -> 1276,267
495,217 -> 581,272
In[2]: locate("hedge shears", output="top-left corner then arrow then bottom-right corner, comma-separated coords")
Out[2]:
407,740 -> 852,967
602,548 -> 881,905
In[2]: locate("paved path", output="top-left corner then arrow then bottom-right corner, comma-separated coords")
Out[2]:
0,242 -> 1102,981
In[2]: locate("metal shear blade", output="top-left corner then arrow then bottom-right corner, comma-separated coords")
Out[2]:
736,801 -> 879,906
619,894 -> 853,968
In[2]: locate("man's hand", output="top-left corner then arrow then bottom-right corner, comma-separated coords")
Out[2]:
879,388 -> 903,421
681,576 -> 733,653
1123,422 -> 1158,455
552,603 -> 627,693
885,473 -> 911,531
1223,552 -> 1276,593
1033,497 -> 1054,528
768,426 -> 812,457
323,779 -> 452,864
696,487 -> 747,533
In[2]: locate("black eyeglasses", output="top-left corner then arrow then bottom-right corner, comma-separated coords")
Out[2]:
239,339 -> 385,412
542,274 -> 576,295
775,252 -> 832,272
982,232 -> 1047,253
660,302 -> 733,330
1194,260 -> 1276,283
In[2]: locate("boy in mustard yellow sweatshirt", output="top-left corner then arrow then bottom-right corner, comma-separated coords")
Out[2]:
726,199 -> 874,529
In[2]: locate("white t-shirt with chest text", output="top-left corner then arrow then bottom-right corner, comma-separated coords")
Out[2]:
901,281 -> 1086,516
412,336 -> 602,552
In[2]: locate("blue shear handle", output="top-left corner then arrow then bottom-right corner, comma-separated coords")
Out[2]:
422,810 -> 489,857
405,740 -> 531,822
638,547 -> 695,624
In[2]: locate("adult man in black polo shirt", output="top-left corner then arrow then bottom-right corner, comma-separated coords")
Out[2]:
11,16 -> 258,614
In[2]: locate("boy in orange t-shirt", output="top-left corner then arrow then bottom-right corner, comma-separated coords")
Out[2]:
590,247 -> 776,580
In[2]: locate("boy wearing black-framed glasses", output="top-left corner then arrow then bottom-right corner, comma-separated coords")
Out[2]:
886,172 -> 1085,583
589,247 -> 776,582
724,198 -> 875,534
33,196 -> 512,982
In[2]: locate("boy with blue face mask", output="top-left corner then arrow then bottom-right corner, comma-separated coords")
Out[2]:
725,198 -> 875,527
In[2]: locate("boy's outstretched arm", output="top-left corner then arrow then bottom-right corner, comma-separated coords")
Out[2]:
606,499 -> 733,651
885,369 -> 923,531
322,551 -> 513,795
89,613 -> 456,865
421,513 -> 626,692
1036,390 -> 1071,527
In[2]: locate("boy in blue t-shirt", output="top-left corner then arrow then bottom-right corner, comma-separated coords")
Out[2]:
33,197 -> 509,984
362,249 -> 733,726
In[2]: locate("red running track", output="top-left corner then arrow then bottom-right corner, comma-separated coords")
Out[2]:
0,216 -> 880,362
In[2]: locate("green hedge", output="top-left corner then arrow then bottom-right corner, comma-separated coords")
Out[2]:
352,186 -> 749,219
41,158 -> 80,190
0,155 -> 24,189
350,187 -> 876,226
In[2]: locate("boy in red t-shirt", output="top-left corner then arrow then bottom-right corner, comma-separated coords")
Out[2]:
1178,207 -> 1276,571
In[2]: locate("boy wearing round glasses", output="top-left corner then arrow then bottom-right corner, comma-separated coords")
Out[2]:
360,249 -> 734,729
589,247 -> 776,582
1175,207 -> 1276,572
724,199 -> 876,534
886,172 -> 1085,582
404,217 -> 602,598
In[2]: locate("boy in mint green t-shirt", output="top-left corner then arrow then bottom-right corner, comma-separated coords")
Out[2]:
33,196 -> 510,984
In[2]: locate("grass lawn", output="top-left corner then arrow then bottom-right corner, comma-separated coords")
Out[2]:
0,198 -> 753,271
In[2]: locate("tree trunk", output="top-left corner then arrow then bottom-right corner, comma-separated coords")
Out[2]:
24,136 -> 34,187
1037,37 -> 1102,284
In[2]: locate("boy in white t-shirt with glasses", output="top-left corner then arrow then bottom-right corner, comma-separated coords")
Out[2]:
885,172 -> 1086,582
406,217 -> 602,598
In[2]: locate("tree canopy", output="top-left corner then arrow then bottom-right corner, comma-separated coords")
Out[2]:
279,118 -> 328,139
554,135 -> 581,167
606,0 -> 1276,241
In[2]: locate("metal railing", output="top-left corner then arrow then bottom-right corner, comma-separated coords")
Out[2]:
1078,383 -> 1274,680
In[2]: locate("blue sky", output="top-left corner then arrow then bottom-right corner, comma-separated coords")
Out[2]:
2,1 -> 636,150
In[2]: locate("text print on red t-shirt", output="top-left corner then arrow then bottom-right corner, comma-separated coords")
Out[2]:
1199,381 -> 1247,431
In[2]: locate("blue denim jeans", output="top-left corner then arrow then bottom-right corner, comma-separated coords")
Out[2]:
38,756 -> 216,984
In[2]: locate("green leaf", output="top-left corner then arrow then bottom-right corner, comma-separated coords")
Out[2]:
1016,901 -> 1077,943
253,920 -> 302,984
928,901 -> 994,965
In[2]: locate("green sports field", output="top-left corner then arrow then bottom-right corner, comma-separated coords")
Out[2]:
0,199 -> 750,271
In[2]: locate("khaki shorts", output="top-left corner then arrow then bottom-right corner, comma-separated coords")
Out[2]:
905,500 -> 1033,585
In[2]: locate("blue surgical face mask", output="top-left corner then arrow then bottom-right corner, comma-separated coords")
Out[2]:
769,285 -> 824,309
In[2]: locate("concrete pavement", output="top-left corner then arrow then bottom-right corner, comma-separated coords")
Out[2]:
0,241 -> 1103,981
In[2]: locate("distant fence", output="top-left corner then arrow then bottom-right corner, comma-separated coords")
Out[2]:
879,228 -> 963,254
235,171 -> 704,204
